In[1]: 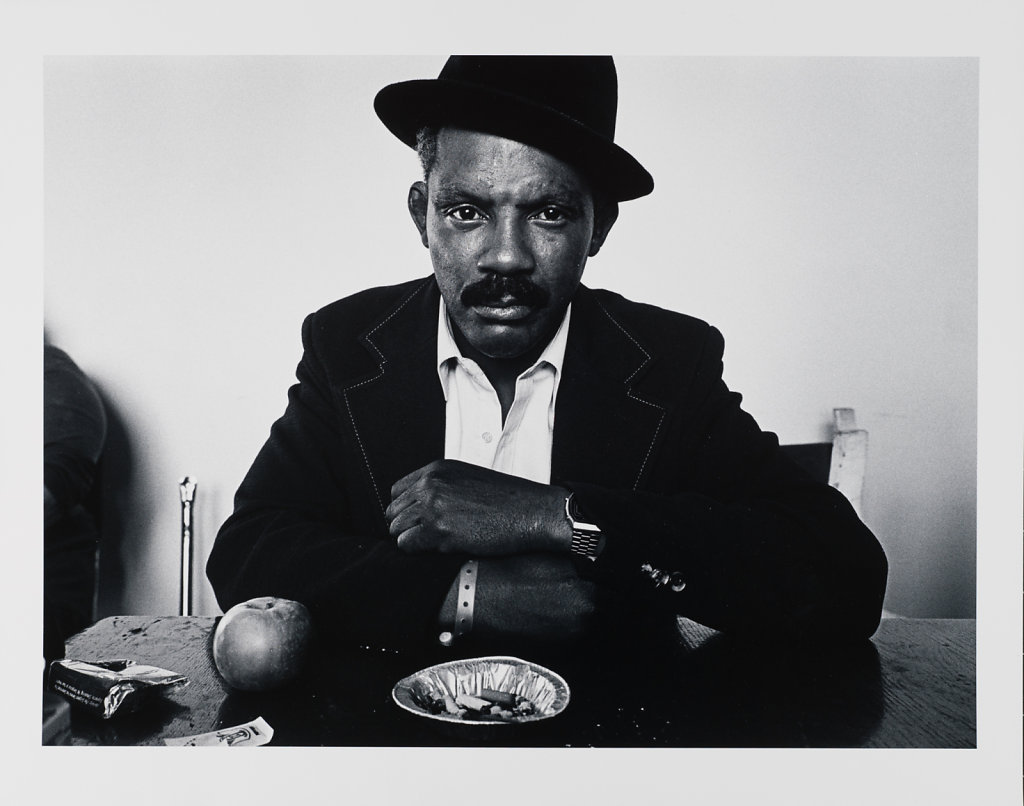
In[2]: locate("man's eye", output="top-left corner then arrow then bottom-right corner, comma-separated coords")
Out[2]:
534,206 -> 566,222
448,206 -> 483,222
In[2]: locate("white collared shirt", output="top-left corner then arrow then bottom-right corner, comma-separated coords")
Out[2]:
436,299 -> 571,484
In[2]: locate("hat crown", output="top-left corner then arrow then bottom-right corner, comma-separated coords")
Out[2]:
373,54 -> 652,200
438,55 -> 617,139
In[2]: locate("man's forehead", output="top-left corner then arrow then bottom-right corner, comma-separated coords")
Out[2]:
435,126 -> 535,154
430,127 -> 593,202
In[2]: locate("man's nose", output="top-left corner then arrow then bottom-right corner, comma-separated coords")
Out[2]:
478,216 -> 535,274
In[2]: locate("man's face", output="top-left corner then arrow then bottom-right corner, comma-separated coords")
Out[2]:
409,128 -> 615,362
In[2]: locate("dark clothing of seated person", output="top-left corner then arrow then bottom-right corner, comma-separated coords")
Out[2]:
44,344 -> 107,662
207,57 -> 888,662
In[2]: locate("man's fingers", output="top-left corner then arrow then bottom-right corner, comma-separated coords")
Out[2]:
392,458 -> 459,495
390,464 -> 431,500
395,523 -> 432,553
386,504 -> 421,538
384,488 -> 420,525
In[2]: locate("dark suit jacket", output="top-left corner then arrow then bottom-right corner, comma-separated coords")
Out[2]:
207,277 -> 887,654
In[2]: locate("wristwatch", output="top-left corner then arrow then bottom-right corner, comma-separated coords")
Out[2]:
564,493 -> 603,561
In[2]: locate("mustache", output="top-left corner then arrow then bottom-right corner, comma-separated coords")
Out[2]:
460,274 -> 550,308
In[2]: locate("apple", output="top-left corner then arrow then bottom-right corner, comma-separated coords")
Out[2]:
212,596 -> 314,691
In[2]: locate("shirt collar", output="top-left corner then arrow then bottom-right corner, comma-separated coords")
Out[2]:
436,297 -> 572,400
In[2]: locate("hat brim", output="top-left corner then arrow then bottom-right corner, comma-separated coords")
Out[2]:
374,79 -> 654,202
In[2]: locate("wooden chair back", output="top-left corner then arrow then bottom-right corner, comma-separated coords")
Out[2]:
781,408 -> 867,518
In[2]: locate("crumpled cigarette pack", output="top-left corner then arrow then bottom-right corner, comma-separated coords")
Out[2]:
48,658 -> 189,719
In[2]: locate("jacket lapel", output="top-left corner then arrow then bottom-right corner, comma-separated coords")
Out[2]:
341,279 -> 669,512
551,287 -> 668,492
340,278 -> 446,514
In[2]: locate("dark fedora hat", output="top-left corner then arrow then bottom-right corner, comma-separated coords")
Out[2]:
374,55 -> 654,201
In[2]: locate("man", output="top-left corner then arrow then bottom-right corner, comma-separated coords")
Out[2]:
207,56 -> 887,659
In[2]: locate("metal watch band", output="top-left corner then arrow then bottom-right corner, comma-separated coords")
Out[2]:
565,493 -> 602,561
570,527 -> 602,561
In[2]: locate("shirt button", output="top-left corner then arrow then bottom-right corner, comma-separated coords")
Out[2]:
481,432 -> 493,443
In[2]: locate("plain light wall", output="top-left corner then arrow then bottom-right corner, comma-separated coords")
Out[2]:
43,55 -> 977,619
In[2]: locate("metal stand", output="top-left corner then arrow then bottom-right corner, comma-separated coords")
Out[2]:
178,477 -> 197,616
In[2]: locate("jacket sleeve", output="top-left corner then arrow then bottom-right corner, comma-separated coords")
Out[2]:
567,326 -> 888,642
206,312 -> 464,652
44,346 -> 108,529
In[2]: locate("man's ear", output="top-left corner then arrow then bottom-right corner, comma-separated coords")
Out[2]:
408,181 -> 430,248
588,201 -> 619,257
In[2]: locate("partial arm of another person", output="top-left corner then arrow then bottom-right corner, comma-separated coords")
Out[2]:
44,346 -> 107,530
43,345 -> 109,658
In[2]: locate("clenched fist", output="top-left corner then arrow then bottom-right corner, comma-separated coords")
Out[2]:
386,459 -> 572,556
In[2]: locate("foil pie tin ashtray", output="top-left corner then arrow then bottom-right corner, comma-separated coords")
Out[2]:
392,655 -> 570,727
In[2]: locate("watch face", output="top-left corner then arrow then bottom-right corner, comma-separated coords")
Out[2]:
568,494 -> 585,522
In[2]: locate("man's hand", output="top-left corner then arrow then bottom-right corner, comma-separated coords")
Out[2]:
386,459 -> 571,556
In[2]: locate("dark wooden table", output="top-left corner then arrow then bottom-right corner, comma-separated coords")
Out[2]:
53,615 -> 975,748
